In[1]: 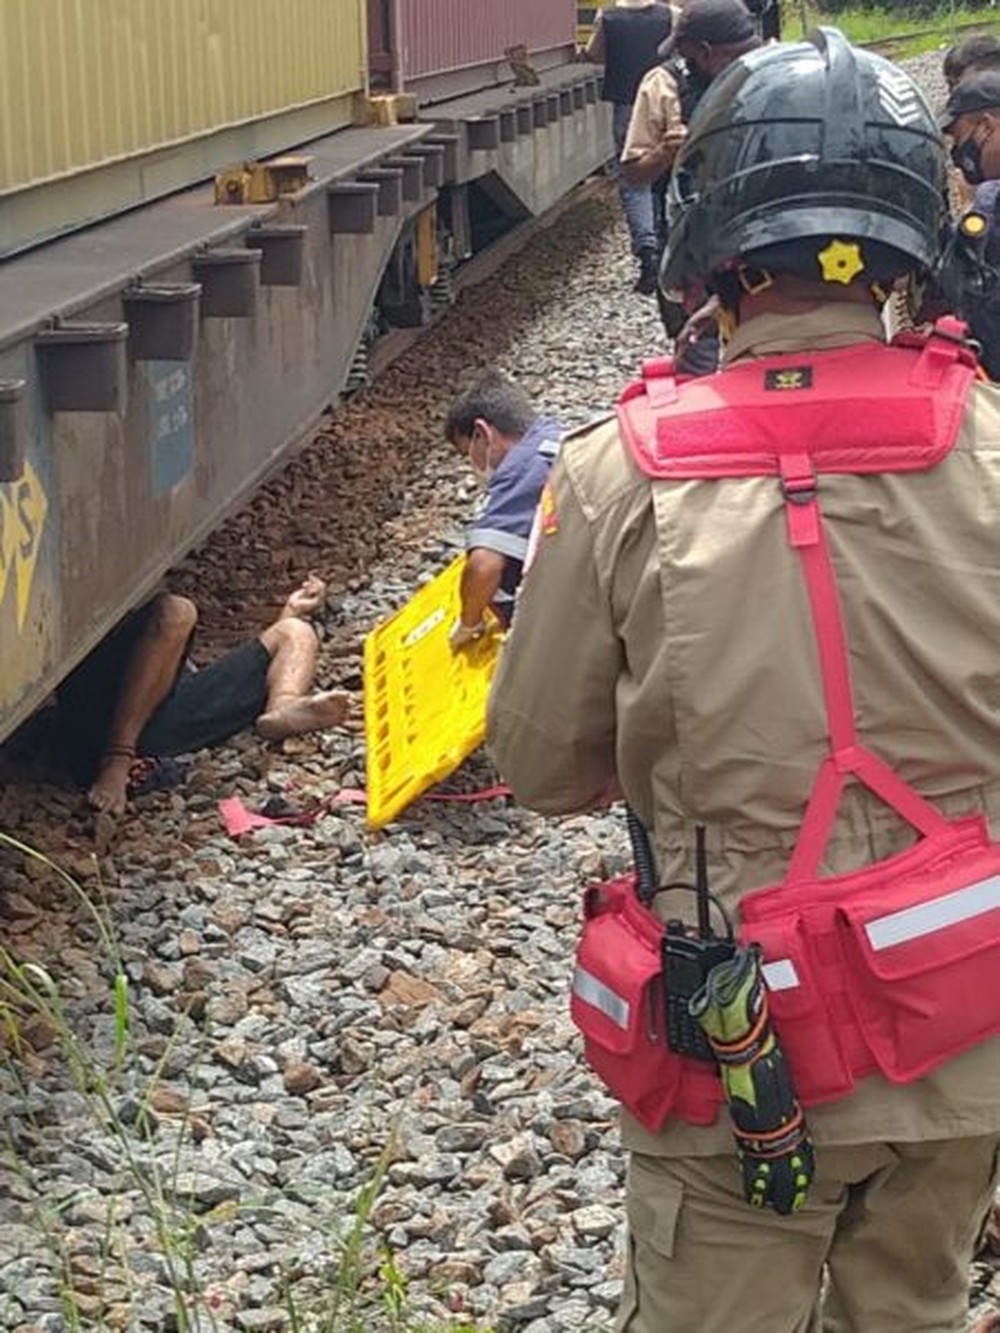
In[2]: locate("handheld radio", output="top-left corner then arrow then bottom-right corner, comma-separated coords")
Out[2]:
661,825 -> 735,1061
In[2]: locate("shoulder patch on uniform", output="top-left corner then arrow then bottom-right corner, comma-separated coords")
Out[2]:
539,481 -> 559,535
523,482 -> 560,578
764,366 -> 813,391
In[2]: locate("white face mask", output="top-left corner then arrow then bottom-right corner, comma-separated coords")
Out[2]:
469,430 -> 495,487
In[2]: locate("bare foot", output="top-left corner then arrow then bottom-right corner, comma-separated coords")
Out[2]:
87,754 -> 132,817
970,1315 -> 1000,1333
280,574 -> 328,621
256,689 -> 350,741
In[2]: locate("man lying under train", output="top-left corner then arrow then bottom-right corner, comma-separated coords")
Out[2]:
443,371 -> 563,647
54,575 -> 349,818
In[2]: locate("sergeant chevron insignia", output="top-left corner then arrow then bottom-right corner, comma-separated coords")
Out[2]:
875,67 -> 925,127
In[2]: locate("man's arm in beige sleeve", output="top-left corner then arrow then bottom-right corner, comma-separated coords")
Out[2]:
621,68 -> 685,186
487,461 -> 620,814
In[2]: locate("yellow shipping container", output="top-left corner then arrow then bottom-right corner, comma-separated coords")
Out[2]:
576,0 -> 612,47
0,0 -> 367,251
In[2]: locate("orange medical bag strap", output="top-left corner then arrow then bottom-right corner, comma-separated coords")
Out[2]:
777,454 -> 951,886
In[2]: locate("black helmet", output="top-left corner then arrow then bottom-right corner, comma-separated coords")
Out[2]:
661,28 -> 949,294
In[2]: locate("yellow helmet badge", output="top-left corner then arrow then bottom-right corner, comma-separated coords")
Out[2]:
817,239 -> 865,285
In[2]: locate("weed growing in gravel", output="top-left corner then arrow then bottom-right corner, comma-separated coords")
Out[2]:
0,832 -> 215,1331
280,1137 -> 495,1333
2,833 -> 497,1333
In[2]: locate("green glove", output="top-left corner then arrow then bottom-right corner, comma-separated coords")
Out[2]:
689,944 -> 814,1215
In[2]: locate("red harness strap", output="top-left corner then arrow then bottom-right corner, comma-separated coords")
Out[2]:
570,323 -> 1000,1131
775,452 -> 951,885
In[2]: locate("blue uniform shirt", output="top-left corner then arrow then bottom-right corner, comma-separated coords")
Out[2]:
974,179 -> 1000,267
467,416 -> 563,624
966,181 -> 1000,379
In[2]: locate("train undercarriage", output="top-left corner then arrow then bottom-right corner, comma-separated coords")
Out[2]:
0,68 -> 611,746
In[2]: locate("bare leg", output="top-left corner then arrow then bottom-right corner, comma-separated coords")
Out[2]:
254,617 -> 349,741
89,594 -> 197,815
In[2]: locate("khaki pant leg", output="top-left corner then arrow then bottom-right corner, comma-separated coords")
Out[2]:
615,1146 -> 894,1333
823,1134 -> 1000,1333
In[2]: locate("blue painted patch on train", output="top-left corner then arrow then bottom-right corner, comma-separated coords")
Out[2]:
147,361 -> 194,495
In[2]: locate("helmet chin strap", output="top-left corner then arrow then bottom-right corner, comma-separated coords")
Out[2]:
717,265 -> 908,339
737,265 -> 774,296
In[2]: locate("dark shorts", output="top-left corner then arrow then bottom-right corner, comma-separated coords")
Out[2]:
139,638 -> 271,758
58,600 -> 271,782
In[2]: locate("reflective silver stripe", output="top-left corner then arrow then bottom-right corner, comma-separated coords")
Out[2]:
466,526 -> 529,560
572,965 -> 630,1029
761,958 -> 800,991
865,873 -> 1000,951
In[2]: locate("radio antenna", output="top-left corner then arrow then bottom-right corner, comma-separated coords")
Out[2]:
695,823 -> 711,939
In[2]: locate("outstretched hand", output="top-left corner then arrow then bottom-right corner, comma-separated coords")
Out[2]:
282,573 -> 328,620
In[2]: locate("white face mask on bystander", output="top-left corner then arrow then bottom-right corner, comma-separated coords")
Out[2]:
468,424 -> 498,487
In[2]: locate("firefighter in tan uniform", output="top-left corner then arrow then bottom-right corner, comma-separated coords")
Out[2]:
489,31 -> 1000,1333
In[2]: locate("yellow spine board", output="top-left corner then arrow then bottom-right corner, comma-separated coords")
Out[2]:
363,555 -> 502,829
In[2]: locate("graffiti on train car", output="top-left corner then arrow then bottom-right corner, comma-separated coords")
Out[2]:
0,461 -> 48,630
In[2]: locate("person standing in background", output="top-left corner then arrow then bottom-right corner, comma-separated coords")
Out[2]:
940,69 -> 1000,379
585,0 -> 673,295
620,0 -> 761,373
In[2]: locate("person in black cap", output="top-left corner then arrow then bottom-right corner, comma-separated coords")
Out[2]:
621,0 -> 761,190
941,69 -> 1000,193
660,0 -> 760,88
940,69 -> 1000,377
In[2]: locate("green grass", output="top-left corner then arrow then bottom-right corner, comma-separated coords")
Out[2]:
782,0 -> 1000,52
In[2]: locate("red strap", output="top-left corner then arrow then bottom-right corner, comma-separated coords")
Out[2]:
778,457 -> 853,754
778,456 -> 949,884
642,357 -> 679,409
218,789 -> 367,835
218,783 -> 512,837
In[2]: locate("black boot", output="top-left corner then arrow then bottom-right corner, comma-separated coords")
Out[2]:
633,247 -> 660,296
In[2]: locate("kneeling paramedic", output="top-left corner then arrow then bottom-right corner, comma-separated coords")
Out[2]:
488,30 -> 1000,1333
444,372 -> 563,645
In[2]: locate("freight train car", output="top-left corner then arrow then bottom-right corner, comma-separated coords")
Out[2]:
0,0 -> 610,746
371,0 -> 578,101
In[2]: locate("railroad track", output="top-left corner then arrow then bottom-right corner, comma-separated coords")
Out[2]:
857,13 -> 1000,57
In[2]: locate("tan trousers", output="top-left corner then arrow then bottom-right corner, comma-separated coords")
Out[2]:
615,1137 -> 1000,1333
